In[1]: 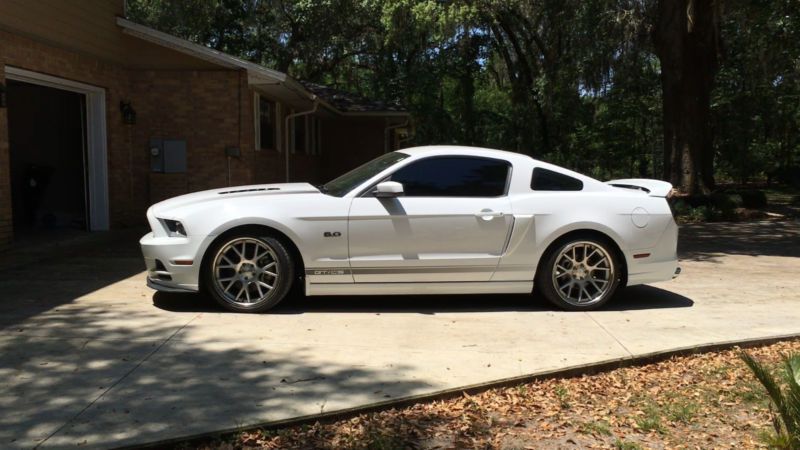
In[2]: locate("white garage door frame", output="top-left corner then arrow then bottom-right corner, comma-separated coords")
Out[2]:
4,66 -> 109,231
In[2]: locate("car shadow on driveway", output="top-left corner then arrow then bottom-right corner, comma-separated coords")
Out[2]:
152,284 -> 693,315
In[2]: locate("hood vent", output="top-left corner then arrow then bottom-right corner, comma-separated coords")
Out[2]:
218,187 -> 280,195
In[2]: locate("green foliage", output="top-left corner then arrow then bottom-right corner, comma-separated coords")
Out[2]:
666,400 -> 698,424
578,420 -> 612,436
635,403 -> 666,434
554,384 -> 571,409
740,352 -> 800,449
127,0 -> 800,184
614,439 -> 644,450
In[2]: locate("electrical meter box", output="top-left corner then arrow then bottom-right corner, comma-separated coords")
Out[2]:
150,139 -> 187,173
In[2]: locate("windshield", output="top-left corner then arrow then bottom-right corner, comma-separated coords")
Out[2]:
321,152 -> 409,197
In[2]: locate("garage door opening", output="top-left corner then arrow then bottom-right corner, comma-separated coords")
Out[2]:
7,80 -> 88,234
4,67 -> 109,237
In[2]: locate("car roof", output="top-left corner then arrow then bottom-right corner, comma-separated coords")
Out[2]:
396,145 -> 533,162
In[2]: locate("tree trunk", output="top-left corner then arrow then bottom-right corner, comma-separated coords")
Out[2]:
653,0 -> 721,194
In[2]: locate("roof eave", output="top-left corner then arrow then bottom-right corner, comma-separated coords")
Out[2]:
117,17 -> 410,117
117,17 -> 286,83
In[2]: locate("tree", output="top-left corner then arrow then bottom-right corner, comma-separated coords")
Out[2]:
653,0 -> 723,193
127,0 -> 797,188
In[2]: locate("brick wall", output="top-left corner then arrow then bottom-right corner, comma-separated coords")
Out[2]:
131,70 -> 254,204
0,29 -> 137,237
0,30 -> 256,245
0,28 -> 399,248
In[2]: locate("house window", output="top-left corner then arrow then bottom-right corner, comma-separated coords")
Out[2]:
290,115 -> 322,156
255,94 -> 276,151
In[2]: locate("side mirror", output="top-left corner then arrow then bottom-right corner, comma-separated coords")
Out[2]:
373,181 -> 404,198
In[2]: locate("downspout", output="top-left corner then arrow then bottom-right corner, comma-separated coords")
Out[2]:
284,97 -> 318,182
384,118 -> 410,153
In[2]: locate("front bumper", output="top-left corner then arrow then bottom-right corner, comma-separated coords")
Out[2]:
140,232 -> 206,292
147,277 -> 197,293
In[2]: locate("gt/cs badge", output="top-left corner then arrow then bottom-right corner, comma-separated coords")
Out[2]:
314,269 -> 347,275
323,231 -> 342,237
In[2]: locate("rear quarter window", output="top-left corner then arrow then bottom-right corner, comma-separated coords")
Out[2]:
531,167 -> 583,191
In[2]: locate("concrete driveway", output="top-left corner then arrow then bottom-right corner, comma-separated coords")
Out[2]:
1,221 -> 799,449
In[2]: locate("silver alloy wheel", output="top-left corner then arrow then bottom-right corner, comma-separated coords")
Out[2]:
551,241 -> 615,306
212,237 -> 280,308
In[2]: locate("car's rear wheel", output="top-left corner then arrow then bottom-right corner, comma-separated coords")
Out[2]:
204,234 -> 294,313
537,237 -> 621,311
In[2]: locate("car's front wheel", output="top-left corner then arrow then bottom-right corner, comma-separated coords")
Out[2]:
537,236 -> 622,311
203,233 -> 294,313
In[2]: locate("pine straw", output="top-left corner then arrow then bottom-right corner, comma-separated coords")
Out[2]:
185,339 -> 800,450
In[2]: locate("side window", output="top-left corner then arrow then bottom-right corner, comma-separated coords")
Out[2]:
531,167 -> 583,191
389,157 -> 510,197
255,94 -> 276,151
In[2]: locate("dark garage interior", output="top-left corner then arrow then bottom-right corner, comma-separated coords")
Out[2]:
7,80 -> 88,235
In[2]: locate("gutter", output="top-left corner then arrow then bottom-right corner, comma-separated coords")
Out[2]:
284,98 -> 319,182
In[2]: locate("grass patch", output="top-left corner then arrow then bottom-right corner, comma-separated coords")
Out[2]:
554,384 -> 571,409
635,404 -> 666,434
666,400 -> 698,423
578,420 -> 612,436
614,438 -> 644,450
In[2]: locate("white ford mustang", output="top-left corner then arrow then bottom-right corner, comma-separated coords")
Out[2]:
140,146 -> 680,312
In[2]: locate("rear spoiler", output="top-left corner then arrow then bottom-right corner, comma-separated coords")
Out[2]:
605,178 -> 674,198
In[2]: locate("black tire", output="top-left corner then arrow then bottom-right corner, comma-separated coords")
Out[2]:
536,235 -> 622,311
202,233 -> 294,313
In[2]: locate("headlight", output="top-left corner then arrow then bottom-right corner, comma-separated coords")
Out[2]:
161,219 -> 187,237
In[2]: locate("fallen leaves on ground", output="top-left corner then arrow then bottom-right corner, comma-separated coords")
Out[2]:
183,339 -> 800,450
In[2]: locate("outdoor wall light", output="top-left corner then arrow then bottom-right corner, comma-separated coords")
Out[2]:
0,82 -> 6,108
120,100 -> 136,124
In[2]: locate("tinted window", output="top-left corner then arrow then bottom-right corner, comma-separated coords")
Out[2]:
322,152 -> 409,197
389,157 -> 510,197
531,167 -> 583,191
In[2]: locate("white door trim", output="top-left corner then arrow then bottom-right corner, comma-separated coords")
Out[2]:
4,66 -> 109,231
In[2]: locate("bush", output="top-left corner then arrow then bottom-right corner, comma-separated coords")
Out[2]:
772,166 -> 800,188
738,190 -> 768,209
711,192 -> 743,210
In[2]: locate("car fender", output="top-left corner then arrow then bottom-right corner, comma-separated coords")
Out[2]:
204,216 -> 308,263
494,213 -> 630,282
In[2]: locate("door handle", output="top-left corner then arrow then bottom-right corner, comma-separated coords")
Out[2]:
476,209 -> 504,220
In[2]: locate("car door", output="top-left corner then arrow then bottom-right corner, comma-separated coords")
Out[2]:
347,156 -> 514,282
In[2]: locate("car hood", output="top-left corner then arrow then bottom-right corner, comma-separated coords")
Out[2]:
149,182 -> 320,217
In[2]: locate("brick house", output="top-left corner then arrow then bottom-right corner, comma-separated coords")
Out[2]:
0,0 -> 410,247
